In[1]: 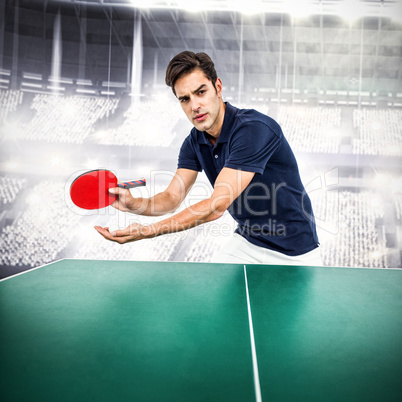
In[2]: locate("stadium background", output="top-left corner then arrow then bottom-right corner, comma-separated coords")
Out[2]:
0,0 -> 401,277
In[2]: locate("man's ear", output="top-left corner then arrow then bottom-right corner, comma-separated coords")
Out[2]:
215,78 -> 223,97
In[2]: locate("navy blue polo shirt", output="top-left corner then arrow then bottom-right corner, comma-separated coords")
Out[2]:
178,102 -> 319,256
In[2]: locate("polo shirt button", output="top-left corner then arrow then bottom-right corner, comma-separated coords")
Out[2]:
214,154 -> 218,158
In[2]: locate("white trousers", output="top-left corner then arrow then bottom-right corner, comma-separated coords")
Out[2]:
212,233 -> 323,266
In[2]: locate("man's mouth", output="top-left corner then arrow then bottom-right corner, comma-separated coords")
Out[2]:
194,113 -> 207,122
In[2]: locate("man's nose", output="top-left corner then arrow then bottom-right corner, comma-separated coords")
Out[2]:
191,98 -> 200,112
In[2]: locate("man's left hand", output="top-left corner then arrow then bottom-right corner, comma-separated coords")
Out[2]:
94,223 -> 152,244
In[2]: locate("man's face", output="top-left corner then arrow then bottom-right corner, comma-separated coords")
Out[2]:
174,68 -> 224,137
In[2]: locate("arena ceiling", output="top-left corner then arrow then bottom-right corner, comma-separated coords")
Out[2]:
2,0 -> 402,95
25,0 -> 402,18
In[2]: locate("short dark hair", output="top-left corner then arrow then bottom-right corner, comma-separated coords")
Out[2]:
165,51 -> 218,96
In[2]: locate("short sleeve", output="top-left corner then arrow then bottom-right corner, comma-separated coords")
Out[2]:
177,134 -> 202,172
224,121 -> 281,174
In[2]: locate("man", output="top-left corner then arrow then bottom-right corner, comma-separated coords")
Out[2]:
95,51 -> 322,265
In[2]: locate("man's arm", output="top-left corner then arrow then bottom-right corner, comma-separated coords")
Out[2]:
95,167 -> 255,244
108,168 -> 198,216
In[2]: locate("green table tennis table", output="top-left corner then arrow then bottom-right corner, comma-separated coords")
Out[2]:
1,259 -> 401,402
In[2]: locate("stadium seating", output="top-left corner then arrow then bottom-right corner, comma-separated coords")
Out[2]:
21,94 -> 119,143
98,100 -> 184,147
0,176 -> 27,206
0,180 -> 82,267
352,108 -> 402,156
277,105 -> 342,153
0,89 -> 23,123
316,191 -> 388,268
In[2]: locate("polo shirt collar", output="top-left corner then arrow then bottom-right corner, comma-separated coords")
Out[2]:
196,102 -> 237,145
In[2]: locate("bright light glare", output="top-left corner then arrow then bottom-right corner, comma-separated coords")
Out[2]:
327,128 -> 343,139
285,0 -> 315,19
91,130 -> 108,140
0,121 -> 24,140
63,104 -> 78,118
152,92 -> 170,102
234,0 -> 264,15
50,156 -> 61,166
27,193 -> 41,205
391,177 -> 402,194
371,121 -> 381,131
382,1 -> 402,22
85,159 -> 100,169
75,223 -> 99,242
370,196 -> 382,210
338,0 -> 367,23
130,0 -> 160,9
370,250 -> 381,260
37,209 -> 50,224
175,0 -> 203,13
4,160 -> 18,170
132,0 -> 203,12
125,0 -> 397,19
370,173 -> 402,195
372,174 -> 391,189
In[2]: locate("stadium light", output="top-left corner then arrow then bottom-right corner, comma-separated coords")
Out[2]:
129,0 -> 159,8
47,85 -> 65,91
130,0 -> 202,12
338,0 -> 367,23
76,88 -> 96,94
23,73 -> 42,80
49,76 -> 73,84
22,82 -> 42,88
174,0 -> 204,13
50,0 -> 399,20
285,0 -> 316,19
100,90 -> 115,96
233,0 -> 265,15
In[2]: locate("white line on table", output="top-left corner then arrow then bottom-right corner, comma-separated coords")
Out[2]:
244,265 -> 262,402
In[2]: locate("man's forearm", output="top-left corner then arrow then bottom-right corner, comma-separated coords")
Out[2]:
125,168 -> 197,217
129,191 -> 183,216
142,198 -> 223,237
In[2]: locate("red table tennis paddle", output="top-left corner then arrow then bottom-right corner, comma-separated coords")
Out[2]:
70,169 -> 146,210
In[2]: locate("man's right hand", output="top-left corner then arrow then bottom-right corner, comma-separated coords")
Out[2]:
108,187 -> 136,213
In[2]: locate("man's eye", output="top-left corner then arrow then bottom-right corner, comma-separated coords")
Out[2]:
180,98 -> 188,103
199,90 -> 205,95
